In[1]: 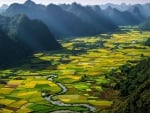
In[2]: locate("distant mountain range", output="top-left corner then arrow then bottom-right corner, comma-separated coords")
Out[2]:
100,3 -> 129,11
3,0 -> 149,38
102,6 -> 142,25
100,3 -> 150,18
4,0 -> 117,38
0,14 -> 61,65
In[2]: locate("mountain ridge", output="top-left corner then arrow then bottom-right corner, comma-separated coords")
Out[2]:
0,14 -> 61,66
4,0 -> 118,38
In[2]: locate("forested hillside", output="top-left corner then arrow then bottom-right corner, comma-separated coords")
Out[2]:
0,14 -> 61,66
111,58 -> 150,113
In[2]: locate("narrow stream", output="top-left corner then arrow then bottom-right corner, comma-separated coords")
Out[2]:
42,75 -> 96,113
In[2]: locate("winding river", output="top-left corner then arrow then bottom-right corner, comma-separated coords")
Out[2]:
42,75 -> 96,113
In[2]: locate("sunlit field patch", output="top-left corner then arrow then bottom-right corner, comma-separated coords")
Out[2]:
0,108 -> 13,113
8,80 -> 24,85
17,91 -> 38,97
0,88 -> 14,94
16,108 -> 32,113
88,100 -> 113,108
0,98 -> 16,105
9,100 -> 27,108
53,95 -> 88,103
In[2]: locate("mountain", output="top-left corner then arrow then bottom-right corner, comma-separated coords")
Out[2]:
142,3 -> 150,18
103,7 -> 143,26
128,6 -> 145,22
100,3 -> 150,19
45,4 -> 96,37
100,3 -> 130,11
4,0 -> 149,38
128,4 -> 150,18
4,0 -> 117,38
0,27 -> 30,65
127,4 -> 146,20
64,3 -> 117,33
0,14 -> 61,66
140,18 -> 150,30
91,5 -> 120,31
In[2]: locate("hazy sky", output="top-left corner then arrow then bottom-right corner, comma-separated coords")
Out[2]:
0,0 -> 150,6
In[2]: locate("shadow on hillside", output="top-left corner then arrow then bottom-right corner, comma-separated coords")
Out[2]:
0,56 -> 56,71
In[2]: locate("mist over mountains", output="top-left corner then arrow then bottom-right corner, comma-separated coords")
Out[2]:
0,4 -> 8,13
2,0 -> 149,38
4,0 -> 117,38
100,3 -> 150,16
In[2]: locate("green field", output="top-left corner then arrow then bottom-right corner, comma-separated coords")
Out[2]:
0,26 -> 150,113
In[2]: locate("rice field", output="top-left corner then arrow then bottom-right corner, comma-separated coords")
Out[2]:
0,26 -> 150,112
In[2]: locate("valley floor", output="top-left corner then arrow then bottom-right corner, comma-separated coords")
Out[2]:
0,26 -> 150,113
